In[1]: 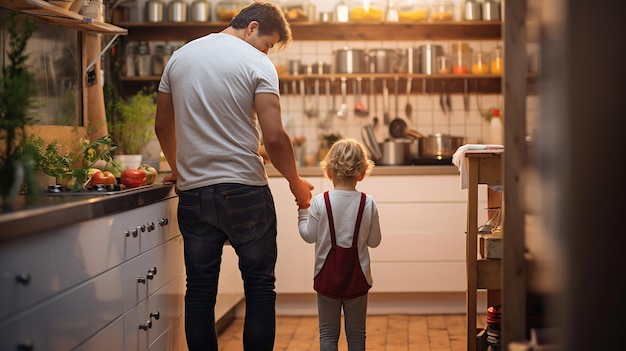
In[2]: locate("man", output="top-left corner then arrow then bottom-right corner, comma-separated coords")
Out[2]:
154,2 -> 313,350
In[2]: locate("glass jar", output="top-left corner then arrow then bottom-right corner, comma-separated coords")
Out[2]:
397,0 -> 429,22
430,0 -> 454,21
151,45 -> 165,76
490,46 -> 503,74
282,1 -> 316,22
436,54 -> 451,74
451,42 -> 471,74
215,0 -> 249,21
134,41 -> 152,77
335,0 -> 350,22
349,0 -> 384,22
471,51 -> 490,74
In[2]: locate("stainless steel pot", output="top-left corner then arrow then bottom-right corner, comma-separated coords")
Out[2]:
418,133 -> 464,159
145,0 -> 164,22
378,139 -> 414,165
334,48 -> 367,74
419,44 -> 444,75
402,47 -> 420,73
368,49 -> 403,73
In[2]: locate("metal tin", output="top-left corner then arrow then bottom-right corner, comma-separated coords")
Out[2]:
167,0 -> 187,22
464,0 -> 481,20
145,0 -> 164,22
334,48 -> 367,73
482,0 -> 500,20
190,0 -> 211,22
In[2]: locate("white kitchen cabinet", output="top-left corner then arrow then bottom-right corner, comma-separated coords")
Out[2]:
270,174 -> 488,293
0,196 -> 193,351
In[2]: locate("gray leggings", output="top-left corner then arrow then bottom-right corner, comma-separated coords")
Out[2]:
317,293 -> 368,351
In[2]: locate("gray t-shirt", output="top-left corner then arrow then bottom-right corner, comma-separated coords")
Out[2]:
159,33 -> 279,191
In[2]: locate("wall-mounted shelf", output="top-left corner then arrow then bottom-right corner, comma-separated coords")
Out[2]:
0,0 -> 127,34
115,20 -> 501,42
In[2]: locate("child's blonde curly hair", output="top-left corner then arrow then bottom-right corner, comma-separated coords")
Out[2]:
320,138 -> 375,180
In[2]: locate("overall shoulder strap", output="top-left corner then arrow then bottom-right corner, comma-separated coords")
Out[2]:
351,193 -> 367,247
323,191 -> 337,246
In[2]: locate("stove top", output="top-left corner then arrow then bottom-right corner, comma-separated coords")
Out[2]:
44,184 -> 154,196
410,157 -> 454,166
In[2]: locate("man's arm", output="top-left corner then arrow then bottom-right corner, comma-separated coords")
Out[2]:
155,92 -> 178,183
255,93 -> 313,208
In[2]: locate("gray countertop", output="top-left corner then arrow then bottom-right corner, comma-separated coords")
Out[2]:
0,165 -> 458,244
0,184 -> 177,244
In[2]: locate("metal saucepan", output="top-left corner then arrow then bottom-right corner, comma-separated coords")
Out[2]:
418,133 -> 464,159
389,118 -> 423,139
377,139 -> 415,165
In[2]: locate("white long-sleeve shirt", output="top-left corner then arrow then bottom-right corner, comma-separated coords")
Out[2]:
298,189 -> 382,285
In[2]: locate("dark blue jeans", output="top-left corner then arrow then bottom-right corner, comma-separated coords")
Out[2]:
177,183 -> 277,351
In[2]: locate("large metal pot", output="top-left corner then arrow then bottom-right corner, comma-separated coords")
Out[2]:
418,133 -> 464,159
334,48 -> 367,73
419,44 -> 444,74
378,139 -> 415,165
368,49 -> 403,73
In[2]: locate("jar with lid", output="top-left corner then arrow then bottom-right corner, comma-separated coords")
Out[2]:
463,0 -> 481,20
490,46 -> 503,74
151,45 -> 166,76
80,0 -> 105,22
190,0 -> 211,22
167,0 -> 187,22
471,51 -> 489,74
451,42 -> 472,74
145,0 -> 164,22
430,0 -> 454,21
397,0 -> 429,22
348,0 -> 384,22
134,41 -> 152,77
124,42 -> 137,77
215,0 -> 249,21
482,0 -> 501,20
335,0 -> 350,22
283,1 -> 316,22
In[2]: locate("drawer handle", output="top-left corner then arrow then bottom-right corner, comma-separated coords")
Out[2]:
158,218 -> 169,226
137,276 -> 146,284
15,273 -> 31,285
139,320 -> 152,331
147,267 -> 157,280
150,311 -> 160,320
147,222 -> 156,232
17,340 -> 34,351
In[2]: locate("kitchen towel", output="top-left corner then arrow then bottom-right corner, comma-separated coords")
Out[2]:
452,144 -> 504,189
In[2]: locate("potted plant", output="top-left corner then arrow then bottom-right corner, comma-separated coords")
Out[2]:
0,12 -> 37,208
106,89 -> 157,169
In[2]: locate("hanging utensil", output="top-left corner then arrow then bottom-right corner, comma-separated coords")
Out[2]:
370,77 -> 379,128
302,79 -> 315,118
336,76 -> 348,118
319,78 -> 333,131
404,76 -> 413,120
354,76 -> 368,117
382,79 -> 390,125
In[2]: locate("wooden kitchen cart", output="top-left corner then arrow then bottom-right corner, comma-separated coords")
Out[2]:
465,152 -> 503,351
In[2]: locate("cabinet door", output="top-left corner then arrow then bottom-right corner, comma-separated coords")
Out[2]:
123,273 -> 186,350
148,314 -> 188,351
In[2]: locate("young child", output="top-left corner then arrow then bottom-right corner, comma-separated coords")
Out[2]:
297,138 -> 382,351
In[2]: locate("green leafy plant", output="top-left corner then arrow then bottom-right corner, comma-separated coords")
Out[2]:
21,134 -> 118,192
0,12 -> 37,207
107,90 -> 157,155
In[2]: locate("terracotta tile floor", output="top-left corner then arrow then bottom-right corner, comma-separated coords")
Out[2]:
217,314 -> 487,351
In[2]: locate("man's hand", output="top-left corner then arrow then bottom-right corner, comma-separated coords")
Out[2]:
290,177 -> 314,209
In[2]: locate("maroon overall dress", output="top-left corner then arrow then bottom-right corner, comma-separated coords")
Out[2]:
313,191 -> 371,300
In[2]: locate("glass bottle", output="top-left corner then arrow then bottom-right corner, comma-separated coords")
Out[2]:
490,46 -> 503,74
335,0 -> 350,22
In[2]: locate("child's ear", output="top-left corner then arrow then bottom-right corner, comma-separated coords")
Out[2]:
357,174 -> 365,181
325,169 -> 333,180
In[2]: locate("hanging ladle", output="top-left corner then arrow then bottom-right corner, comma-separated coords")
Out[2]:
336,76 -> 348,118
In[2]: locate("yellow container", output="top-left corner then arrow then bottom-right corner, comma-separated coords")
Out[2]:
490,46 -> 503,74
472,51 -> 490,74
349,0 -> 384,21
397,0 -> 429,22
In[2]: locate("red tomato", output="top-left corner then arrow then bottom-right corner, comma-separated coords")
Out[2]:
121,169 -> 147,188
90,171 -> 116,185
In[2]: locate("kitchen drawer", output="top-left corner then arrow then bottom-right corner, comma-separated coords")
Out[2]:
121,236 -> 185,312
148,314 -> 187,351
123,273 -> 186,351
370,261 -> 466,292
376,202 -> 481,235
73,317 -> 124,351
0,263 -> 124,351
114,197 -> 180,258
0,198 -> 178,321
